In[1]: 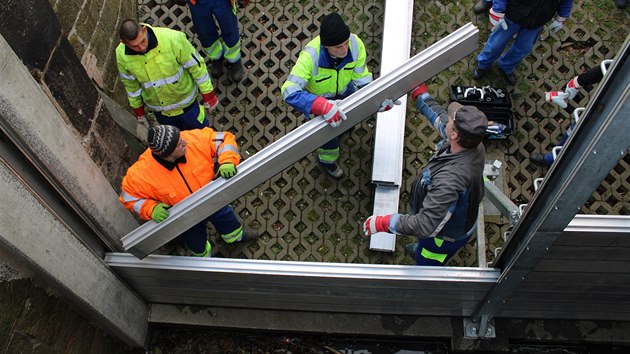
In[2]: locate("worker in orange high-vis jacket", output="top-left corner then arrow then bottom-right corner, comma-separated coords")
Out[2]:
119,125 -> 259,257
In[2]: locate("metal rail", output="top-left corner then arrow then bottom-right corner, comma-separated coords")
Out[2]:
468,34 -> 630,335
369,0 -> 413,252
121,24 -> 480,259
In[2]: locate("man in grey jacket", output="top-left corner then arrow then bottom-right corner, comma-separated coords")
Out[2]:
363,84 -> 487,266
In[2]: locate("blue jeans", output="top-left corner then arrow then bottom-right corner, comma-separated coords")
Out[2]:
477,18 -> 542,74
154,101 -> 210,131
188,0 -> 240,59
179,205 -> 242,253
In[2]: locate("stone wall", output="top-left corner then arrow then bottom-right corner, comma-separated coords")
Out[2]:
0,0 -> 140,189
0,255 -> 138,353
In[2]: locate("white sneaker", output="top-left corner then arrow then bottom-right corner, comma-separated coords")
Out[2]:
323,163 -> 343,178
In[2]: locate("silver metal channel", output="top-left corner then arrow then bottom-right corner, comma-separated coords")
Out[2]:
105,252 -> 499,315
469,33 -> 630,330
121,24 -> 480,259
369,0 -> 413,252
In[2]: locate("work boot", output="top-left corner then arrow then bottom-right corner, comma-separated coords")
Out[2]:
239,228 -> 260,243
614,0 -> 627,9
323,163 -> 344,178
405,243 -> 418,258
228,59 -> 245,82
210,59 -> 223,78
472,66 -> 487,80
473,0 -> 492,14
502,70 -> 517,85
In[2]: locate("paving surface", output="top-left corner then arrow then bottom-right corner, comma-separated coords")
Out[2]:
139,0 -> 630,267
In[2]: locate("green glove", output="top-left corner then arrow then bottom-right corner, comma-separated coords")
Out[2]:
151,203 -> 171,223
218,163 -> 237,179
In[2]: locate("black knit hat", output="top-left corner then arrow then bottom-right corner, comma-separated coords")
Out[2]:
147,125 -> 180,158
320,13 -> 350,46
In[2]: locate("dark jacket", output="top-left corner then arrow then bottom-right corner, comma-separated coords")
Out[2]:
493,0 -> 574,30
394,96 -> 485,241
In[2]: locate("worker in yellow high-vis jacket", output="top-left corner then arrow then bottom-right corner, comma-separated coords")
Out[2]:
116,19 -> 218,130
281,13 -> 399,178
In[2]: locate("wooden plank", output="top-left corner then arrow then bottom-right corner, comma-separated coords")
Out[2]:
507,291 -> 630,304
496,308 -> 630,322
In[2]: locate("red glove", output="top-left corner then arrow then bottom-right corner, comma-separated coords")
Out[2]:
310,96 -> 347,128
363,215 -> 391,236
133,106 -> 145,118
202,91 -> 218,112
411,83 -> 428,101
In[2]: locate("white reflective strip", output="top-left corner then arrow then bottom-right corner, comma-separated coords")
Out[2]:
119,72 -> 136,81
195,72 -> 210,85
145,89 -> 197,112
286,74 -> 307,88
127,88 -> 143,98
133,199 -> 146,215
353,75 -> 373,87
214,132 -> 224,151
305,46 -> 319,77
282,85 -> 301,100
142,67 -> 184,89
429,210 -> 453,238
121,191 -> 140,202
182,57 -> 198,69
217,145 -> 239,155
349,35 -> 359,61
354,64 -> 366,74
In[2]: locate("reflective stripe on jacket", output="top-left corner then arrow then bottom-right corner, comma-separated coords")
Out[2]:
281,33 -> 373,118
116,25 -> 214,116
119,128 -> 240,221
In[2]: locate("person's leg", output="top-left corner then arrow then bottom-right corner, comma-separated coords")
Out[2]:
179,220 -> 211,256
213,0 -> 241,64
476,20 -> 520,70
189,0 -> 222,59
497,25 -> 542,74
415,236 -> 471,266
208,205 -> 244,244
317,137 -> 343,177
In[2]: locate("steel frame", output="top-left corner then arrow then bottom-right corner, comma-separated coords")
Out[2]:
468,34 -> 630,336
121,24 -> 480,259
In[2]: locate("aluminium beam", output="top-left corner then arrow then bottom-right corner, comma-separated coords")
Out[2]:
469,33 -> 630,332
121,24 -> 480,259
369,0 -> 413,252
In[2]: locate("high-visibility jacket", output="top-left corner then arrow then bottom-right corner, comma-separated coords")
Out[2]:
119,128 -> 240,221
281,33 -> 373,119
116,25 -> 214,117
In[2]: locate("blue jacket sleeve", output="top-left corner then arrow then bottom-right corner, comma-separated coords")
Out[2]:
285,91 -> 318,120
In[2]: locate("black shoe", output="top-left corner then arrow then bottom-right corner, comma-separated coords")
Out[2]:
615,0 -> 627,9
502,70 -> 517,85
210,59 -> 223,78
322,163 -> 344,178
228,60 -> 245,82
240,228 -> 259,242
473,0 -> 492,14
530,152 -> 549,166
472,66 -> 487,80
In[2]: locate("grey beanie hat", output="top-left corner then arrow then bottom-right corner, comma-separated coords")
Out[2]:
147,125 -> 180,158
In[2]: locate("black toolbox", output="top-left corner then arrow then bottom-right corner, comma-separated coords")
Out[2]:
449,85 -> 515,140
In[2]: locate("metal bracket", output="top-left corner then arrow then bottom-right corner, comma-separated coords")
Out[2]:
463,316 -> 496,339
